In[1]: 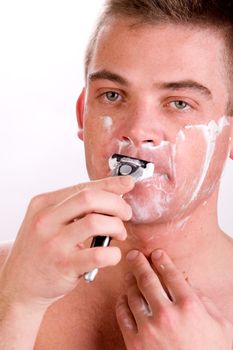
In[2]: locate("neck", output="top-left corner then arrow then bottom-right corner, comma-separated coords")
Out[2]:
117,190 -> 225,282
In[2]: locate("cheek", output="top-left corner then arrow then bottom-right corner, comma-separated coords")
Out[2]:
83,114 -> 117,179
199,126 -> 230,192
124,118 -> 231,224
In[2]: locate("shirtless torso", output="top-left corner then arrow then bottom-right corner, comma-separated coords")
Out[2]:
1,235 -> 233,350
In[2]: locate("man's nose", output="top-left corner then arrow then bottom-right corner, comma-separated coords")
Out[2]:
120,105 -> 165,147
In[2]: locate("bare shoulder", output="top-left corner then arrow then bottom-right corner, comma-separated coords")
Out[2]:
0,241 -> 13,268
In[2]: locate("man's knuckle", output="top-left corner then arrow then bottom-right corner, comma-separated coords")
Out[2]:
84,213 -> 98,231
29,193 -> 48,211
180,296 -> 198,311
33,209 -> 51,232
156,306 -> 175,328
80,188 -> 94,207
138,270 -> 154,288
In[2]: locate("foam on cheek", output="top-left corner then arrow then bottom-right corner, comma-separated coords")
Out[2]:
141,140 -> 170,150
112,116 -> 230,224
102,116 -> 113,131
184,116 -> 230,201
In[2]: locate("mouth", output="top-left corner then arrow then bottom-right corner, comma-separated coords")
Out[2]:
108,151 -> 173,180
109,153 -> 155,182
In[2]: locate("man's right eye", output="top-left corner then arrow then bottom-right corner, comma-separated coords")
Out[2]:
105,91 -> 120,102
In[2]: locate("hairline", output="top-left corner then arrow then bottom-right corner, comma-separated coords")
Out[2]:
84,14 -> 233,115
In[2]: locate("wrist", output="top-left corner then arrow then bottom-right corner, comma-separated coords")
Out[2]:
0,292 -> 47,350
0,285 -> 49,319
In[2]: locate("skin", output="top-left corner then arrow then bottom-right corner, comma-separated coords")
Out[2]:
0,18 -> 233,350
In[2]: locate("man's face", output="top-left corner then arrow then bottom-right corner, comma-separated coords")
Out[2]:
79,20 -> 232,224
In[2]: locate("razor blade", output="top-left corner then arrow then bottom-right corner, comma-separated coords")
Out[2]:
83,154 -> 154,283
109,154 -> 154,181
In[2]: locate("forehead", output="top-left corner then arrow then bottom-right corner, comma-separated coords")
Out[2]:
88,19 -> 228,102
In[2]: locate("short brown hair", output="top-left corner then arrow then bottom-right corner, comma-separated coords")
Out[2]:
85,0 -> 233,114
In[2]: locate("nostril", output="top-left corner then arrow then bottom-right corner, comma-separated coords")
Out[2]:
122,136 -> 133,144
143,140 -> 154,143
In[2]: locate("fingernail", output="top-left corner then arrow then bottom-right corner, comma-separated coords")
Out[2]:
119,176 -> 134,186
126,250 -> 139,261
152,249 -> 163,260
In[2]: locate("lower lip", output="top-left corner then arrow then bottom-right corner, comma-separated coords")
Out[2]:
134,173 -> 170,188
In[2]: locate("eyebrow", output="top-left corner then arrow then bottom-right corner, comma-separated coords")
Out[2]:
157,80 -> 212,98
88,69 -> 212,98
88,70 -> 129,86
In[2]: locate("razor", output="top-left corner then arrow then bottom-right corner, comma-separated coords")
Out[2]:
83,154 -> 154,283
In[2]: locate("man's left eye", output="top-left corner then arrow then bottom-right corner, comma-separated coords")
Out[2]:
171,100 -> 190,110
105,91 -> 120,102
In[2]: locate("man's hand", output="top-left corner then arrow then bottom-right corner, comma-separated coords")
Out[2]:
116,250 -> 233,350
0,176 -> 134,310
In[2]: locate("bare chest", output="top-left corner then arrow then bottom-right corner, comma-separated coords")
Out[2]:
34,282 -> 233,350
34,292 -> 126,350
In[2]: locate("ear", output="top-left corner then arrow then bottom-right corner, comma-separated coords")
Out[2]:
76,88 -> 85,141
230,118 -> 233,160
230,140 -> 233,160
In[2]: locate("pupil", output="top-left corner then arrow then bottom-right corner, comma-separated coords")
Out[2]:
107,92 -> 117,100
176,101 -> 186,108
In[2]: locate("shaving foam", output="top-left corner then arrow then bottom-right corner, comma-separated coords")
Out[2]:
102,116 -> 113,130
185,116 -> 230,201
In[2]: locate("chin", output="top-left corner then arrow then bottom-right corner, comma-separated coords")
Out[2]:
124,189 -> 171,225
123,181 -> 196,225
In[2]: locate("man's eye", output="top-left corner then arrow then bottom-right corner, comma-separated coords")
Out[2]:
171,100 -> 190,110
105,91 -> 120,102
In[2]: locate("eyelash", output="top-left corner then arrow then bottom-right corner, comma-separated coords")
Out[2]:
98,91 -> 194,113
167,100 -> 192,112
99,91 -> 122,104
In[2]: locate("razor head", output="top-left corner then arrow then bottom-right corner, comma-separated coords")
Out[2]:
109,154 -> 154,181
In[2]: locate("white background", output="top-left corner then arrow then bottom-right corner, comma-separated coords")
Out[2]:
0,1 -> 232,241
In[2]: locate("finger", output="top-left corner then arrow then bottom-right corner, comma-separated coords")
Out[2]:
127,250 -> 172,311
31,176 -> 135,211
68,246 -> 122,278
151,250 -> 198,304
57,214 -> 127,249
49,188 -> 132,224
116,294 -> 137,342
125,273 -> 153,327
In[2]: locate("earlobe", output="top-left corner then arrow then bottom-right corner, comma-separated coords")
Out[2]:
76,88 -> 85,141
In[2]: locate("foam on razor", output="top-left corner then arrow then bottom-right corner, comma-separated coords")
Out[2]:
109,154 -> 154,182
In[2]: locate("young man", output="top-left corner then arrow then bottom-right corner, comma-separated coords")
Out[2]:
0,0 -> 233,349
